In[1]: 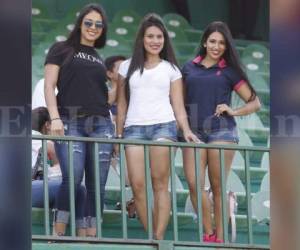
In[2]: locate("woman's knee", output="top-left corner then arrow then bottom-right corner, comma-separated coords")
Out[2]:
131,180 -> 145,195
152,179 -> 168,193
211,185 -> 222,198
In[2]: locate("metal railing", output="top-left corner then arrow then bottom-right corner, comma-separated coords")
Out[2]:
32,134 -> 270,249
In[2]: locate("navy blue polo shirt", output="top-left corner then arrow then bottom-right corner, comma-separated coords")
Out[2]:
182,56 -> 246,132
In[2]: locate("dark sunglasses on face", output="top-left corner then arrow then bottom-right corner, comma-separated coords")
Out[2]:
83,20 -> 104,29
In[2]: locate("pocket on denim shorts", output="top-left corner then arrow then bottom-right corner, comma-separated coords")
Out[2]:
153,121 -> 177,141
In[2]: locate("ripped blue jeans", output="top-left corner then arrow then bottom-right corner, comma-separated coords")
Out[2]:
54,115 -> 114,228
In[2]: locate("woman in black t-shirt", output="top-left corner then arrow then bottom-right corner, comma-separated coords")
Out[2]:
44,3 -> 113,237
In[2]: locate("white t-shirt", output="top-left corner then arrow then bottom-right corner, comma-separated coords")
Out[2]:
32,130 -> 42,169
118,59 -> 182,127
32,78 -> 58,109
32,130 -> 62,179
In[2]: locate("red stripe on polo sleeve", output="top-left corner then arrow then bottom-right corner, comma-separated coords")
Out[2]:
234,80 -> 247,91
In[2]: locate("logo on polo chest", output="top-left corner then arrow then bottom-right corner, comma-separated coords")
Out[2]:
216,70 -> 222,76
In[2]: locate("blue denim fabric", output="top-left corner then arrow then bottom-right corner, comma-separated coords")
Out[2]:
54,115 -> 114,224
32,178 -> 87,228
179,126 -> 239,143
123,121 -> 177,141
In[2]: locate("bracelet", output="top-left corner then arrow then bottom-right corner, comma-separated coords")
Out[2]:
51,118 -> 61,121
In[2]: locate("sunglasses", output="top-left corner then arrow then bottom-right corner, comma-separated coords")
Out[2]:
83,20 -> 104,29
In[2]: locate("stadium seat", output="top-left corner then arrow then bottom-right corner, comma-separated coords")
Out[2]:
235,113 -> 266,131
238,128 -> 253,146
232,151 -> 245,168
242,56 -> 269,75
100,35 -> 132,58
184,28 -> 203,43
260,152 -> 269,170
163,13 -> 191,30
174,147 -> 183,168
257,108 -> 270,127
108,23 -> 137,42
242,44 -> 269,63
112,9 -> 141,29
248,73 -> 269,92
251,191 -> 270,222
166,26 -> 189,44
173,42 -> 197,57
260,172 -> 269,192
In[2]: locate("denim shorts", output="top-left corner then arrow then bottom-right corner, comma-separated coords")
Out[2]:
179,127 -> 239,144
124,121 -> 177,142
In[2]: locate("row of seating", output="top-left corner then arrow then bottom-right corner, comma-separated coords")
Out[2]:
31,3 -> 269,247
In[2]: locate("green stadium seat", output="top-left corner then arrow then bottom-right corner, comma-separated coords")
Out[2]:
163,13 -> 191,30
112,10 -> 142,28
242,44 -> 269,63
32,3 -> 51,19
257,107 -> 270,127
173,42 -> 198,57
248,73 -> 269,92
242,56 -> 269,75
260,172 -> 269,192
174,147 -> 183,168
177,55 -> 192,67
184,28 -> 203,43
232,151 -> 245,168
101,32 -> 132,58
260,152 -> 269,170
238,128 -> 253,146
106,165 -> 121,188
165,25 -> 188,44
235,113 -> 266,131
232,92 -> 269,146
108,23 -> 137,42
251,191 -> 270,222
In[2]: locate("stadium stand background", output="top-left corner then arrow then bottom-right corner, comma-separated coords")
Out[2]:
32,1 -> 270,249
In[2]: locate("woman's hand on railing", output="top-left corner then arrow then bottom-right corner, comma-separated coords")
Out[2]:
50,119 -> 65,136
183,129 -> 201,143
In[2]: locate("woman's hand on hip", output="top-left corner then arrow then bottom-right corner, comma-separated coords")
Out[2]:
215,103 -> 236,117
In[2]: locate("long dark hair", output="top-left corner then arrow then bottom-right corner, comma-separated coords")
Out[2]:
59,3 -> 108,66
197,21 -> 256,102
125,13 -> 178,98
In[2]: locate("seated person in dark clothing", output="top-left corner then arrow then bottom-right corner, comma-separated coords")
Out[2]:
104,55 -> 126,124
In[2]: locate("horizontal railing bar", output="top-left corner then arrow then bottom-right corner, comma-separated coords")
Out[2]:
32,235 -> 269,249
32,135 -> 269,152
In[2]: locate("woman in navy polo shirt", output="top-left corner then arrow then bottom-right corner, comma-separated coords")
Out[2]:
181,21 -> 261,243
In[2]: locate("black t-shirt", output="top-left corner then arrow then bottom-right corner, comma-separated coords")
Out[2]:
45,42 -> 109,117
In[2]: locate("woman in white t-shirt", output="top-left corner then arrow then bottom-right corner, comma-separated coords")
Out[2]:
116,13 -> 199,240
